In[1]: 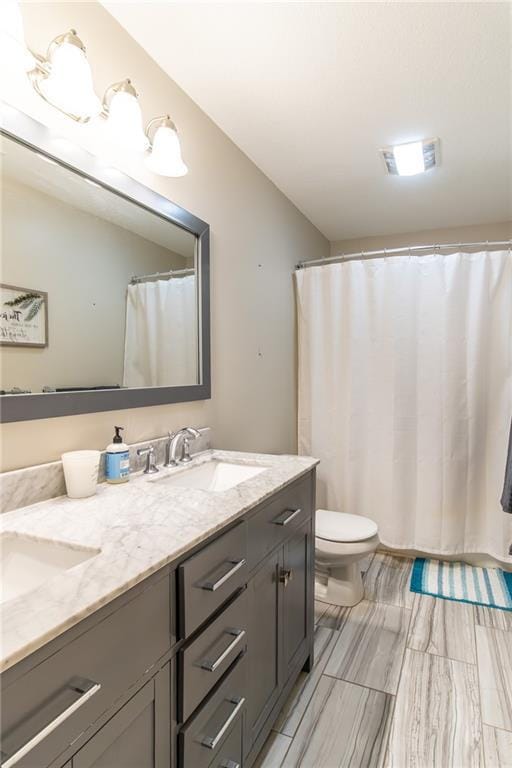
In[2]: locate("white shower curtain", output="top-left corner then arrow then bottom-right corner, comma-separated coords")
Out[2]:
123,276 -> 198,387
296,251 -> 512,563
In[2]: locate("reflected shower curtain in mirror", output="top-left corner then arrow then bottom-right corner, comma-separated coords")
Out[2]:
123,277 -> 197,387
296,251 -> 512,562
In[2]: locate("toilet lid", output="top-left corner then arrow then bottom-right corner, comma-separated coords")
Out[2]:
316,509 -> 378,543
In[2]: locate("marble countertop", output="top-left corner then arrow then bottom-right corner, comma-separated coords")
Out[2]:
0,450 -> 318,672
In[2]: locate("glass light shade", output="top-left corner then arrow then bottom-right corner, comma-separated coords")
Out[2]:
146,125 -> 188,177
0,0 -> 35,71
39,41 -> 101,120
393,141 -> 425,176
105,90 -> 149,152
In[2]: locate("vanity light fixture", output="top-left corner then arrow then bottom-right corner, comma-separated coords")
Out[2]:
4,0 -> 189,176
381,138 -> 439,176
145,116 -> 188,177
102,79 -> 149,152
0,0 -> 35,71
30,29 -> 102,122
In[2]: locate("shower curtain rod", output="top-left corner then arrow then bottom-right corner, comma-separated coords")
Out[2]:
295,240 -> 512,269
130,267 -> 195,284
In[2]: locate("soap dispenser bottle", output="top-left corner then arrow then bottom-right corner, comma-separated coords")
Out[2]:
105,426 -> 130,484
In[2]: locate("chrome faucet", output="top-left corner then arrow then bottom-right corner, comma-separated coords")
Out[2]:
164,427 -> 201,467
137,444 -> 159,474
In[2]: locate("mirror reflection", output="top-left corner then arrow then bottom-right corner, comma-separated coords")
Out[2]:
0,136 -> 199,395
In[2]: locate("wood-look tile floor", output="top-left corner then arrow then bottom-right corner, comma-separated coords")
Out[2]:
255,552 -> 512,768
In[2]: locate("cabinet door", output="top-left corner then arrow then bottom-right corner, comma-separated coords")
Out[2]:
282,520 -> 312,682
72,665 -> 171,768
245,547 -> 282,753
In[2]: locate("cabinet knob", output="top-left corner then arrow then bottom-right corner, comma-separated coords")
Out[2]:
279,568 -> 293,587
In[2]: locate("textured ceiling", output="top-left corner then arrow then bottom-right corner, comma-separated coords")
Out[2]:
103,1 -> 511,241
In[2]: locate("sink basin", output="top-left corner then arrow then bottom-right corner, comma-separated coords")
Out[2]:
0,534 -> 99,605
154,460 -> 267,492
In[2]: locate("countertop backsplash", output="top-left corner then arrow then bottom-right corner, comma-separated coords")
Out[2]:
0,427 -> 212,514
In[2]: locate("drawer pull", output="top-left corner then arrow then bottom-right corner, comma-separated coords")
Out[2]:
1,677 -> 101,768
201,697 -> 245,750
200,629 -> 246,672
201,559 -> 246,592
220,761 -> 241,768
272,507 -> 302,526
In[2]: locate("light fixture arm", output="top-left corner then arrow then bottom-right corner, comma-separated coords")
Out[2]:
28,29 -> 97,123
29,29 -> 86,77
28,50 -> 50,75
102,78 -> 139,118
47,29 -> 86,58
145,115 -> 177,145
144,114 -> 188,176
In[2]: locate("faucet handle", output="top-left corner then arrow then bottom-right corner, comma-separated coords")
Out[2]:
181,437 -> 193,463
181,427 -> 201,463
137,445 -> 159,474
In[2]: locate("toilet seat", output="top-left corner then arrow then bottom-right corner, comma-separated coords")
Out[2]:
316,510 -> 378,543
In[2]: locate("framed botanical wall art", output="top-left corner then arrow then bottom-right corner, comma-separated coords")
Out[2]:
0,284 -> 48,347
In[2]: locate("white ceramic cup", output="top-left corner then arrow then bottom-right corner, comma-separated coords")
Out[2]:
62,450 -> 101,499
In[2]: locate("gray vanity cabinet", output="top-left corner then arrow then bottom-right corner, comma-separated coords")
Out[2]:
1,468 -> 316,768
245,482 -> 315,762
0,574 -> 172,768
246,547 -> 282,749
71,664 -> 171,768
282,521 -> 313,682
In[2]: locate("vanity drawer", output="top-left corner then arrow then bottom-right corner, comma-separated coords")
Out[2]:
178,523 -> 247,638
1,575 -> 171,768
247,474 -> 312,570
179,653 -> 246,768
179,589 -> 247,723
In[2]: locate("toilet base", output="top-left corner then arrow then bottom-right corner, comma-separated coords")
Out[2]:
315,562 -> 364,607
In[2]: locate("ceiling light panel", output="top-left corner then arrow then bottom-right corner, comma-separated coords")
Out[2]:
381,138 -> 439,176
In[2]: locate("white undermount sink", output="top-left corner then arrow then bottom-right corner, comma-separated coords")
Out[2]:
0,534 -> 99,605
153,460 -> 267,492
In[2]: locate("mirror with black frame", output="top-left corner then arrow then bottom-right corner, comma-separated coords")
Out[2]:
0,109 -> 210,423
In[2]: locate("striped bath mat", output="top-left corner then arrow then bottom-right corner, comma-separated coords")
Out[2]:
411,558 -> 512,610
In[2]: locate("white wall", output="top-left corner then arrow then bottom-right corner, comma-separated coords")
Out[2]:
0,1 -> 329,471
2,177 -> 189,392
330,221 -> 512,257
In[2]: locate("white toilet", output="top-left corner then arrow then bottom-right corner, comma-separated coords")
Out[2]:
315,509 -> 379,607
